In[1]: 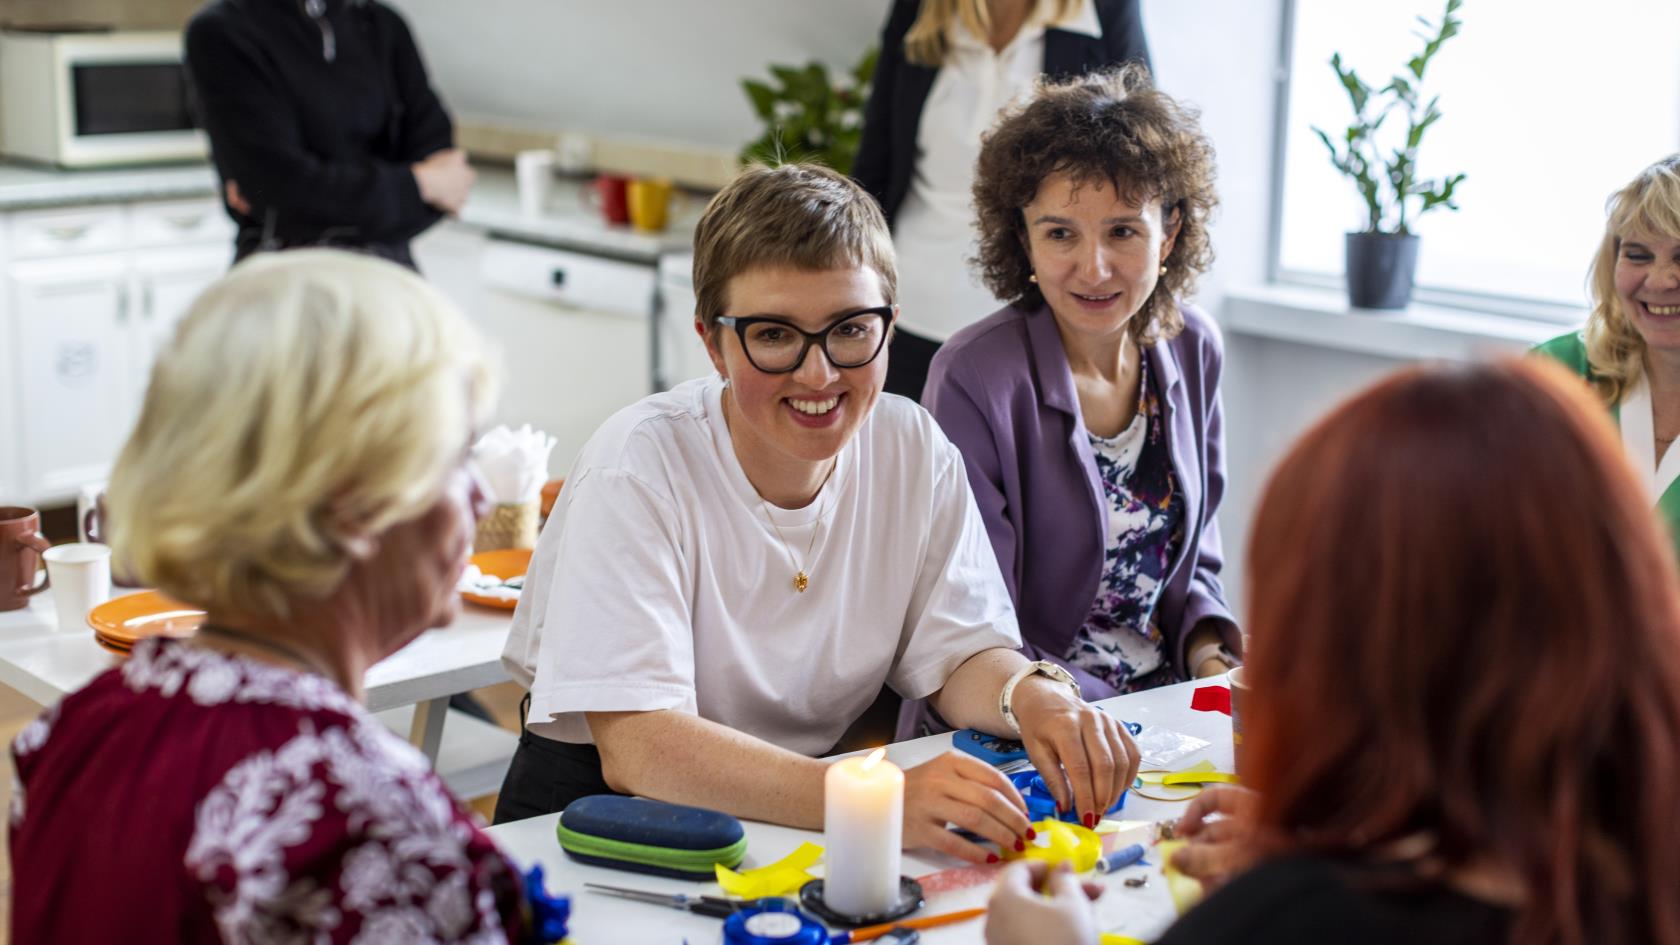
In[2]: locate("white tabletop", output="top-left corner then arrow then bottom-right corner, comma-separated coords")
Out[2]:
0,594 -> 513,712
485,678 -> 1235,944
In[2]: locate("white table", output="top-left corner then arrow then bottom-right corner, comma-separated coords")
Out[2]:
0,594 -> 516,776
485,679 -> 1235,944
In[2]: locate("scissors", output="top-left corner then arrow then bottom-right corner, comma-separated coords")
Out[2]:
583,882 -> 767,919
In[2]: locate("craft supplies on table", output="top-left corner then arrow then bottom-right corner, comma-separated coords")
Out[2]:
716,842 -> 824,898
582,882 -> 767,918
721,899 -> 830,945
1008,769 -> 1127,823
1001,819 -> 1102,872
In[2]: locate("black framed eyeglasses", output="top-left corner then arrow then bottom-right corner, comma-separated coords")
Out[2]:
715,305 -> 895,374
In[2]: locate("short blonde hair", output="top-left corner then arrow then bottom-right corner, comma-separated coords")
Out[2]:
1584,154 -> 1680,404
107,250 -> 497,619
691,163 -> 897,332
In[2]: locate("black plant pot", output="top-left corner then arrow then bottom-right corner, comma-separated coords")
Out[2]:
1345,232 -> 1420,310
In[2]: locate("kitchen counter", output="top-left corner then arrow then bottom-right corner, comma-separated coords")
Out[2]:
0,161 -> 217,210
0,160 -> 702,262
457,166 -> 700,263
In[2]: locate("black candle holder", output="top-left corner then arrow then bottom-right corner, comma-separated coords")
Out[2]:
797,877 -> 924,927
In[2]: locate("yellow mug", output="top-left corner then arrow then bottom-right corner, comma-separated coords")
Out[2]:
627,177 -> 674,232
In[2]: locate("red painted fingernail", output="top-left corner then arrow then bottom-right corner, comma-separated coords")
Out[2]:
987,853 -> 1000,863
1026,828 -> 1037,840
1083,812 -> 1095,827
1014,838 -> 1025,852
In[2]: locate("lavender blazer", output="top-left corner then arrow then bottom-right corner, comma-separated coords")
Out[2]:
897,302 -> 1239,739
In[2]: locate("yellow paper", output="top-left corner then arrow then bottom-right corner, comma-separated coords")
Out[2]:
1099,936 -> 1146,945
1136,760 -> 1217,784
1155,840 -> 1204,915
715,841 -> 824,899
1003,819 -> 1102,872
1161,771 -> 1240,786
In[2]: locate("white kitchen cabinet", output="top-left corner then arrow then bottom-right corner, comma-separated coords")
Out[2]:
8,253 -> 133,499
1,196 -> 232,505
128,245 -> 233,403
412,223 -> 655,477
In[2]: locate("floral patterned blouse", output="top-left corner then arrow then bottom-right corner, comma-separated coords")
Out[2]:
1064,351 -> 1185,692
8,637 -> 531,944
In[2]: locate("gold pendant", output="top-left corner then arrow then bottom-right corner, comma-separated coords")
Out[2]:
793,571 -> 809,593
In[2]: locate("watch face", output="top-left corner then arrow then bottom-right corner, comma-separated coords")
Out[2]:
877,930 -> 920,945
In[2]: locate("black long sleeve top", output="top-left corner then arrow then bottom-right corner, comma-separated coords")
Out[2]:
185,0 -> 454,260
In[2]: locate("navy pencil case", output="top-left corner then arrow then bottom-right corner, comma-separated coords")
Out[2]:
555,795 -> 748,880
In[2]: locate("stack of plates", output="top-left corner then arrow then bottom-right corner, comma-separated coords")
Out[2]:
459,548 -> 532,610
86,590 -> 205,655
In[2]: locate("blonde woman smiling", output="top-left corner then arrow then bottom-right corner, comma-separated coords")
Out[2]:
1537,154 -> 1680,558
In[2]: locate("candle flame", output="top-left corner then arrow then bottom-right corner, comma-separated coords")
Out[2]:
861,747 -> 887,771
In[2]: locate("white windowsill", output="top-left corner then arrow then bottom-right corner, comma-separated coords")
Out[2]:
1221,284 -> 1574,362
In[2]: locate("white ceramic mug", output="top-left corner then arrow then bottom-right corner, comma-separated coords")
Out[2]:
515,149 -> 556,217
43,542 -> 112,634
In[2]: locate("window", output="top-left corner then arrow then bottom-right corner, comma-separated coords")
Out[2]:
1276,0 -> 1680,319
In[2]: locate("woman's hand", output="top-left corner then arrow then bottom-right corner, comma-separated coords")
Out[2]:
903,752 -> 1032,863
985,860 -> 1102,945
1170,784 -> 1258,889
1011,678 -> 1138,827
413,148 -> 475,214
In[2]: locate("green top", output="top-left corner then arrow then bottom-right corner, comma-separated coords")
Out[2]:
1534,331 -> 1680,563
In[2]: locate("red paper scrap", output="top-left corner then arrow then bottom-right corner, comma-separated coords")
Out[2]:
1190,685 -> 1232,716
916,862 -> 1006,895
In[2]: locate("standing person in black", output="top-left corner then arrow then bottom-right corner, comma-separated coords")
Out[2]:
851,0 -> 1150,402
185,0 -> 473,270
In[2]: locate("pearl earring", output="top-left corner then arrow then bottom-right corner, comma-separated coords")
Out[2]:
1159,264 -> 1168,276
1028,273 -> 1038,284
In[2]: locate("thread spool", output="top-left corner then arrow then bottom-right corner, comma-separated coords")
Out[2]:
722,899 -> 828,945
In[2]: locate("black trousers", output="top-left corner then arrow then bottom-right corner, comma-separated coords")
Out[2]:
492,697 -> 622,824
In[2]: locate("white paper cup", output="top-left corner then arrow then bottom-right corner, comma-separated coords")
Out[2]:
515,149 -> 556,217
43,543 -> 112,634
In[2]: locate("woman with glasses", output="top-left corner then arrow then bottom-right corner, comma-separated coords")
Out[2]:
497,163 -> 1139,861
901,67 -> 1237,739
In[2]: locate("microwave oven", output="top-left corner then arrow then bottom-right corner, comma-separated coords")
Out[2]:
0,30 -> 208,168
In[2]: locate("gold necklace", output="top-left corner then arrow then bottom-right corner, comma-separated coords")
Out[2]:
761,500 -> 821,592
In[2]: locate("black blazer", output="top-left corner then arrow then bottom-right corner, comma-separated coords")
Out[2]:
852,0 -> 1151,228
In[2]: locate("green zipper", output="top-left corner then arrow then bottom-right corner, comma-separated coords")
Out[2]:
555,820 -> 748,872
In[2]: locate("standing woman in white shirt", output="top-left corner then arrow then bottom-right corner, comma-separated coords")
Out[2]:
853,0 -> 1151,400
496,163 -> 1138,861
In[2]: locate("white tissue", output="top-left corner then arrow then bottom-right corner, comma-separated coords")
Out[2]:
471,424 -> 557,504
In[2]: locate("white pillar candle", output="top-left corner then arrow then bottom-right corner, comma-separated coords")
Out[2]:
823,747 -> 903,916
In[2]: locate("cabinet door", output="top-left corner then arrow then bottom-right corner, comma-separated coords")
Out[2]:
8,254 -> 132,502
130,246 -> 232,405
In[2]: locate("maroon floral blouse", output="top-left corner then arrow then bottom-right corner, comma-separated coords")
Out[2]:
9,637 -> 530,944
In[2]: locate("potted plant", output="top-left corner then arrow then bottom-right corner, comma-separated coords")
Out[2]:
739,47 -> 878,175
1312,0 -> 1467,309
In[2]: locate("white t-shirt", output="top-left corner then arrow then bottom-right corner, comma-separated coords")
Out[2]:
892,0 -> 1103,341
502,376 -> 1021,755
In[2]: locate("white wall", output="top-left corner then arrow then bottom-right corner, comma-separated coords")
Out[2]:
389,0 -> 892,150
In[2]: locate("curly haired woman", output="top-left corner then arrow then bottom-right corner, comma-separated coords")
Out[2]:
902,66 -> 1237,737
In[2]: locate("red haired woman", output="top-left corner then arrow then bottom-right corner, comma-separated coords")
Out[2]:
986,358 -> 1680,945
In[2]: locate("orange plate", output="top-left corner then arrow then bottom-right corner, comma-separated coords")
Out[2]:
86,590 -> 205,649
461,548 -> 532,610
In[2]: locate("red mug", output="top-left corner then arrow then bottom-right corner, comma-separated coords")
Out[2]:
2,506 -> 52,611
580,174 -> 631,225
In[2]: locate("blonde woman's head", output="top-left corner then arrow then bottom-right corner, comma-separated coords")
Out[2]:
1584,155 -> 1680,403
107,250 -> 497,620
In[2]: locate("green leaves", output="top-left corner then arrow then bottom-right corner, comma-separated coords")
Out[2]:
1318,0 -> 1468,233
738,46 -> 878,175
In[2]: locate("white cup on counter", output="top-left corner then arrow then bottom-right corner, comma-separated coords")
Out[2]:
43,543 -> 111,633
515,149 -> 556,217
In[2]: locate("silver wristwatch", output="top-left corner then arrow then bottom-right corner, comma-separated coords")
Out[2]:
998,660 -> 1081,735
